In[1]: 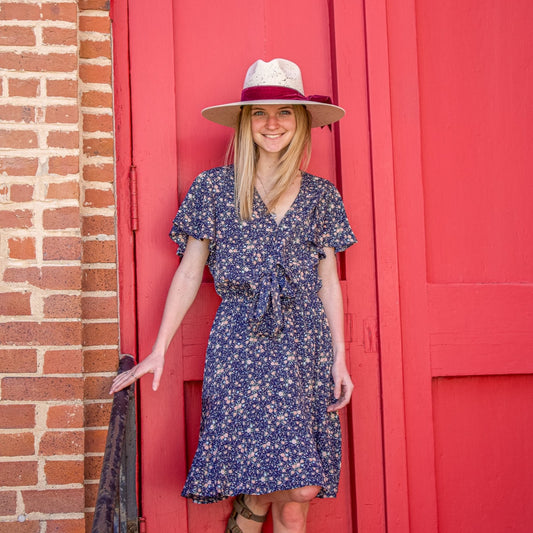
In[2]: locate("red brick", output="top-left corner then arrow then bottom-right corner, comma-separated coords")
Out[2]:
47,404 -> 83,429
3,266 -> 40,285
39,266 -> 82,290
83,375 -> 114,399
82,215 -> 114,236
49,155 -> 79,175
1,130 -> 37,149
0,461 -> 37,486
8,78 -> 39,97
43,206 -> 80,229
84,429 -> 107,453
82,162 -> 114,182
47,130 -> 79,149
81,90 -> 112,108
83,137 -> 114,157
0,432 -> 34,456
0,209 -> 32,228
22,488 -> 84,514
80,40 -> 111,60
0,157 -> 37,175
82,240 -> 116,263
43,348 -> 83,373
81,268 -> 116,291
82,296 -> 117,319
0,291 -> 31,315
0,523 -> 39,533
84,482 -> 99,507
0,26 -> 35,46
46,519 -> 85,533
79,63 -> 111,84
83,187 -> 114,208
82,112 -> 113,133
84,402 -> 112,427
3,266 -> 82,290
79,15 -> 111,33
46,180 -> 79,200
43,237 -> 81,261
45,105 -> 78,124
2,377 -> 83,401
8,237 -> 36,260
42,27 -> 77,46
45,460 -> 84,485
0,105 -> 34,123
47,79 -> 77,98
84,455 -> 103,480
10,184 -> 34,202
0,405 -> 35,429
0,491 -> 17,515
78,0 -> 111,11
39,430 -> 83,456
0,349 -> 37,373
83,349 -> 119,373
41,3 -> 78,22
0,52 -> 77,73
43,295 -> 81,319
0,4 -> 40,20
82,322 -> 118,347
0,321 -> 83,347
0,130 -> 37,148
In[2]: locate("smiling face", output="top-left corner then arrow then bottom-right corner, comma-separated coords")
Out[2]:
250,104 -> 297,157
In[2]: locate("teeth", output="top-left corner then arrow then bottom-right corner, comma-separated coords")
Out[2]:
264,134 -> 282,139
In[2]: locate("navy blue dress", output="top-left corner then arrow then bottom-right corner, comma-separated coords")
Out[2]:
170,166 -> 356,503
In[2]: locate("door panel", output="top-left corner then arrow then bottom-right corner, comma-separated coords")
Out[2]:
380,1 -> 533,531
127,0 -> 383,531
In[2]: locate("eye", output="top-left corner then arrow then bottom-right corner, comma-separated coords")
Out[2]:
279,109 -> 293,116
252,110 -> 265,116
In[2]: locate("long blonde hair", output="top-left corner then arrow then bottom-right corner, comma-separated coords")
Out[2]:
231,105 -> 312,220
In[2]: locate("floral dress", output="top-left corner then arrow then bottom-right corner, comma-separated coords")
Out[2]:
170,165 -> 356,504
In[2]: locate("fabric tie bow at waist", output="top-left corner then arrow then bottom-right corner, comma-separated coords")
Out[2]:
251,264 -> 296,337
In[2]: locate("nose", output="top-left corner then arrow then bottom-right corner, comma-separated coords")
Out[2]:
265,113 -> 279,128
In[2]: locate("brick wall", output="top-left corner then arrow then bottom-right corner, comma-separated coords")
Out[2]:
0,1 -> 117,532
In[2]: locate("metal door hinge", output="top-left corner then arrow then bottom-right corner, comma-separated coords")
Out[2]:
129,165 -> 139,231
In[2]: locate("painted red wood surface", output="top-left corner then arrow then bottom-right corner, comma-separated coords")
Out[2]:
119,0 -> 384,532
376,1 -> 533,532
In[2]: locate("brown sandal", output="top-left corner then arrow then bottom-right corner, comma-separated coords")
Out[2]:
225,494 -> 268,533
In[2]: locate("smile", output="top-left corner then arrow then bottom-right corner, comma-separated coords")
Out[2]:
263,134 -> 283,139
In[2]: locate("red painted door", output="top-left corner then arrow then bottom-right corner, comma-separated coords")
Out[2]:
123,1 -> 385,532
367,1 -> 533,532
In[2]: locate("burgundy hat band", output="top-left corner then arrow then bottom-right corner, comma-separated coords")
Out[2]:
241,85 -> 333,105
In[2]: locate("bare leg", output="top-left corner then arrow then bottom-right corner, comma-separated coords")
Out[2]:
234,486 -> 320,533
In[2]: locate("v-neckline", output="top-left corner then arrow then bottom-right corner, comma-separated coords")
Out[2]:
255,172 -> 306,227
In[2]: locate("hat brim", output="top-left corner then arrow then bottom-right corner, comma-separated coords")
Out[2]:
201,100 -> 345,128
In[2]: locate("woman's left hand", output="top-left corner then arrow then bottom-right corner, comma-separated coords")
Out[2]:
327,359 -> 354,412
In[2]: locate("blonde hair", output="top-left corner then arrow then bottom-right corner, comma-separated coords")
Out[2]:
231,105 -> 312,220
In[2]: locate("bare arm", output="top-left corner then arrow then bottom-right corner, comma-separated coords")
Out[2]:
317,247 -> 354,411
110,236 -> 210,394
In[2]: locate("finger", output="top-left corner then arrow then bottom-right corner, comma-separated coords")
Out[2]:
152,367 -> 163,391
333,379 -> 342,400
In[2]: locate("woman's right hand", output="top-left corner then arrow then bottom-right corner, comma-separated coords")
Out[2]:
109,350 -> 165,394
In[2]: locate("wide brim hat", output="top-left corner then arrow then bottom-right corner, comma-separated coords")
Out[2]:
202,58 -> 345,128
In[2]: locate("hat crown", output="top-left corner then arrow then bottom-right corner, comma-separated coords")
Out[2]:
243,58 -> 305,95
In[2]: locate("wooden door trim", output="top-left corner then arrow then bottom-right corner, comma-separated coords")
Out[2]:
111,0 -> 137,358
377,0 -> 439,531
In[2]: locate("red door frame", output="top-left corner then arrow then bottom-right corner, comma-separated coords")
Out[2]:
111,0 -> 407,530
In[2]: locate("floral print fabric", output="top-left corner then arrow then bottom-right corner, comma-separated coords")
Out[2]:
170,166 -> 356,503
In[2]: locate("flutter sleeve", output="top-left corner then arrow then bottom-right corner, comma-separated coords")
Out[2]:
315,181 -> 357,257
169,171 -> 215,259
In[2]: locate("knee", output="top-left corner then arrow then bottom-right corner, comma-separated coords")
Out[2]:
278,501 -> 308,529
289,485 -> 321,503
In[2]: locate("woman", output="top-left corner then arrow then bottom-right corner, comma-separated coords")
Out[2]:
111,58 -> 356,533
